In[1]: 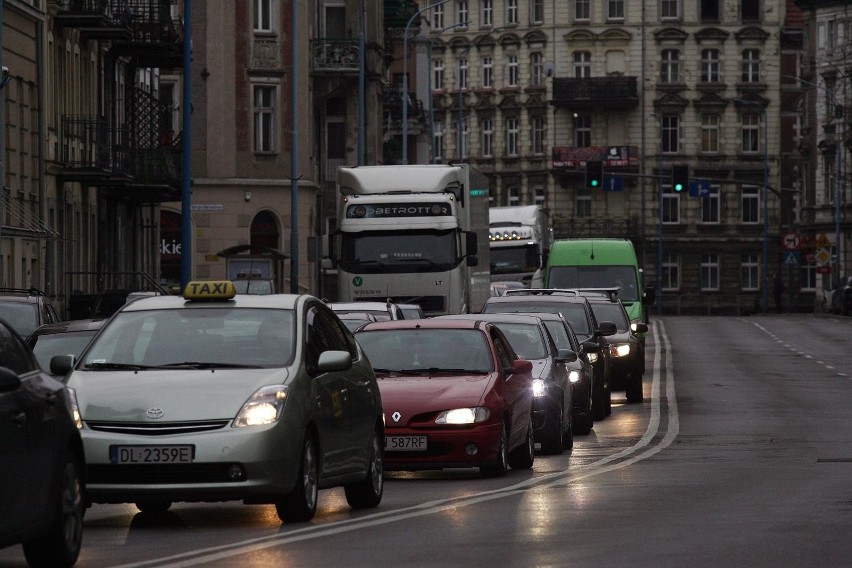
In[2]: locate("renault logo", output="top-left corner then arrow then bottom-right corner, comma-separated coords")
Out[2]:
146,408 -> 165,419
392,411 -> 401,423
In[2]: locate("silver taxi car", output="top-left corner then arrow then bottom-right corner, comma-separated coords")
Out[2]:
52,281 -> 384,522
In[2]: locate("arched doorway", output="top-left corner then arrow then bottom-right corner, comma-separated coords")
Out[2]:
251,210 -> 280,250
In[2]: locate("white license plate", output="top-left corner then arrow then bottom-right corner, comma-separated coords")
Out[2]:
110,445 -> 194,464
385,436 -> 427,451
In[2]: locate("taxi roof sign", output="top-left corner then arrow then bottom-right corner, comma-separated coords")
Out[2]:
184,280 -> 237,301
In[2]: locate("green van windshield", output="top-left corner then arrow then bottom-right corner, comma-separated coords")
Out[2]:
548,265 -> 639,302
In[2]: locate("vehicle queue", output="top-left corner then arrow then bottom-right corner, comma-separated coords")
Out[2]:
0,276 -> 648,567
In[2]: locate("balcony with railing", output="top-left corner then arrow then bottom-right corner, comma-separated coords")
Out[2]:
551,76 -> 639,111
312,38 -> 360,74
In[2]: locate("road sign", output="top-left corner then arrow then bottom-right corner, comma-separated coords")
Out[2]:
816,233 -> 831,248
688,180 -> 711,197
602,175 -> 623,192
781,232 -> 801,251
815,248 -> 831,266
783,252 -> 800,265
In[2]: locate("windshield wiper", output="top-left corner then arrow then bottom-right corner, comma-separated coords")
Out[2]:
423,367 -> 488,374
150,362 -> 265,369
373,368 -> 425,376
84,362 -> 153,371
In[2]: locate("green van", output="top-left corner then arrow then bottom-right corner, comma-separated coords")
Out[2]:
544,238 -> 655,333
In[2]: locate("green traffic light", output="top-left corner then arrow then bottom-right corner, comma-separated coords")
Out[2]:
591,180 -> 599,187
675,183 -> 683,191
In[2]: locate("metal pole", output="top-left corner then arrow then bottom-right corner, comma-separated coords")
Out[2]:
290,0 -> 299,292
1,0 -> 6,286
401,0 -> 451,165
836,107 -> 841,288
180,0 -> 192,291
657,117 -> 663,314
763,105 -> 769,313
357,0 -> 365,165
457,51 -> 464,160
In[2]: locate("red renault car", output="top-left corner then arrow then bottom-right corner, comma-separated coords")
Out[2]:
355,319 -> 535,477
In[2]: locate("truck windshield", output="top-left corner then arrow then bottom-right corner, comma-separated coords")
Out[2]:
340,229 -> 458,274
491,244 -> 539,275
548,266 -> 639,302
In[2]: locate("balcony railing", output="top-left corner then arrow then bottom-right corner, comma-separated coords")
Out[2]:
552,76 -> 639,111
312,38 -> 360,74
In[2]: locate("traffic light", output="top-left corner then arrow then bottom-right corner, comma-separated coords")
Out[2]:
672,164 -> 689,192
585,160 -> 604,189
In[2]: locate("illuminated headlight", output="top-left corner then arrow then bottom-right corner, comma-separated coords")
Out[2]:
532,378 -> 546,397
435,407 -> 490,425
66,387 -> 83,430
233,385 -> 288,427
587,351 -> 599,363
568,370 -> 580,384
610,343 -> 631,358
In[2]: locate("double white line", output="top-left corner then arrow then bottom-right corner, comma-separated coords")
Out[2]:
120,320 -> 679,568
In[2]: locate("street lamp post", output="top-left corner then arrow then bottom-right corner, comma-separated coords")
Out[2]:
735,98 -> 769,313
402,0 -> 452,165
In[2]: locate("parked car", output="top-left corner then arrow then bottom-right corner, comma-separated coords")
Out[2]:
337,311 -> 378,332
482,289 -> 617,421
25,318 -> 107,373
438,313 -> 575,454
326,300 -> 406,321
355,318 -> 535,477
829,275 -> 852,315
51,280 -> 384,522
0,288 -> 61,338
0,318 -> 85,567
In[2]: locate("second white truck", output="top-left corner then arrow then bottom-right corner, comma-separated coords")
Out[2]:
489,205 -> 552,286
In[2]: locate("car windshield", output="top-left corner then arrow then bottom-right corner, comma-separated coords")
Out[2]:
547,265 -> 639,302
0,302 -> 39,337
542,321 -> 578,352
483,301 -> 590,335
494,323 -> 547,360
80,307 -> 295,369
589,303 -> 630,331
31,331 -> 99,370
356,328 -> 493,373
339,229 -> 458,274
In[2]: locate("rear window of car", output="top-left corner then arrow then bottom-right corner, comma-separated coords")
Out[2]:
80,308 -> 296,368
356,328 -> 493,373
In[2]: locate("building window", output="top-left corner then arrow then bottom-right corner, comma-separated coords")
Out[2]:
432,3 -> 444,28
531,0 -> 545,24
506,117 -> 519,156
661,0 -> 679,19
457,1 -> 468,26
700,186 -> 720,224
700,253 -> 720,291
660,49 -> 679,83
458,57 -> 468,89
253,85 -> 276,153
662,186 -> 680,224
507,186 -> 520,206
662,114 -> 680,154
432,58 -> 444,90
534,186 -> 546,206
799,263 -> 817,291
506,55 -> 518,86
575,0 -> 590,21
701,114 -> 720,153
663,253 -> 680,290
573,51 -> 591,78
741,186 -> 760,224
700,49 -> 720,82
531,52 -> 544,86
700,0 -> 719,23
482,0 -> 493,27
481,118 -> 494,157
741,253 -> 760,291
433,119 -> 444,162
608,0 -> 624,20
574,114 -> 591,147
576,191 -> 591,217
506,0 -> 518,25
482,56 -> 494,87
254,0 -> 273,32
531,116 -> 545,154
742,49 -> 760,83
742,0 -> 760,22
741,114 -> 760,153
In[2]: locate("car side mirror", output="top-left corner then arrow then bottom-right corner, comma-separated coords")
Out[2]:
632,322 -> 649,334
556,348 -> 577,363
596,321 -> 617,337
582,340 -> 599,353
466,254 -> 479,267
317,350 -> 353,373
50,354 -> 75,376
0,366 -> 21,392
509,358 -> 532,377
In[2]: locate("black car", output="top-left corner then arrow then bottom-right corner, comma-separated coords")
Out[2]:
581,292 -> 648,403
0,318 -> 85,567
482,289 -> 617,421
0,288 -> 62,338
25,318 -> 107,373
439,313 -> 575,454
529,312 -> 596,435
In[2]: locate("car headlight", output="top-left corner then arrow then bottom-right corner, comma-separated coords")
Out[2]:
568,370 -> 580,384
435,407 -> 490,425
532,378 -> 546,397
233,385 -> 289,427
66,387 -> 83,430
586,351 -> 598,363
610,343 -> 631,358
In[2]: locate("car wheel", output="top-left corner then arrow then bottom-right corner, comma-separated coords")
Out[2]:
508,416 -> 535,470
276,434 -> 319,522
592,380 -> 607,421
540,402 -> 565,455
604,384 -> 612,416
573,410 -> 593,435
480,421 -> 509,478
135,500 -> 172,514
562,412 -> 574,451
23,449 -> 84,568
626,373 -> 644,403
344,426 -> 384,509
